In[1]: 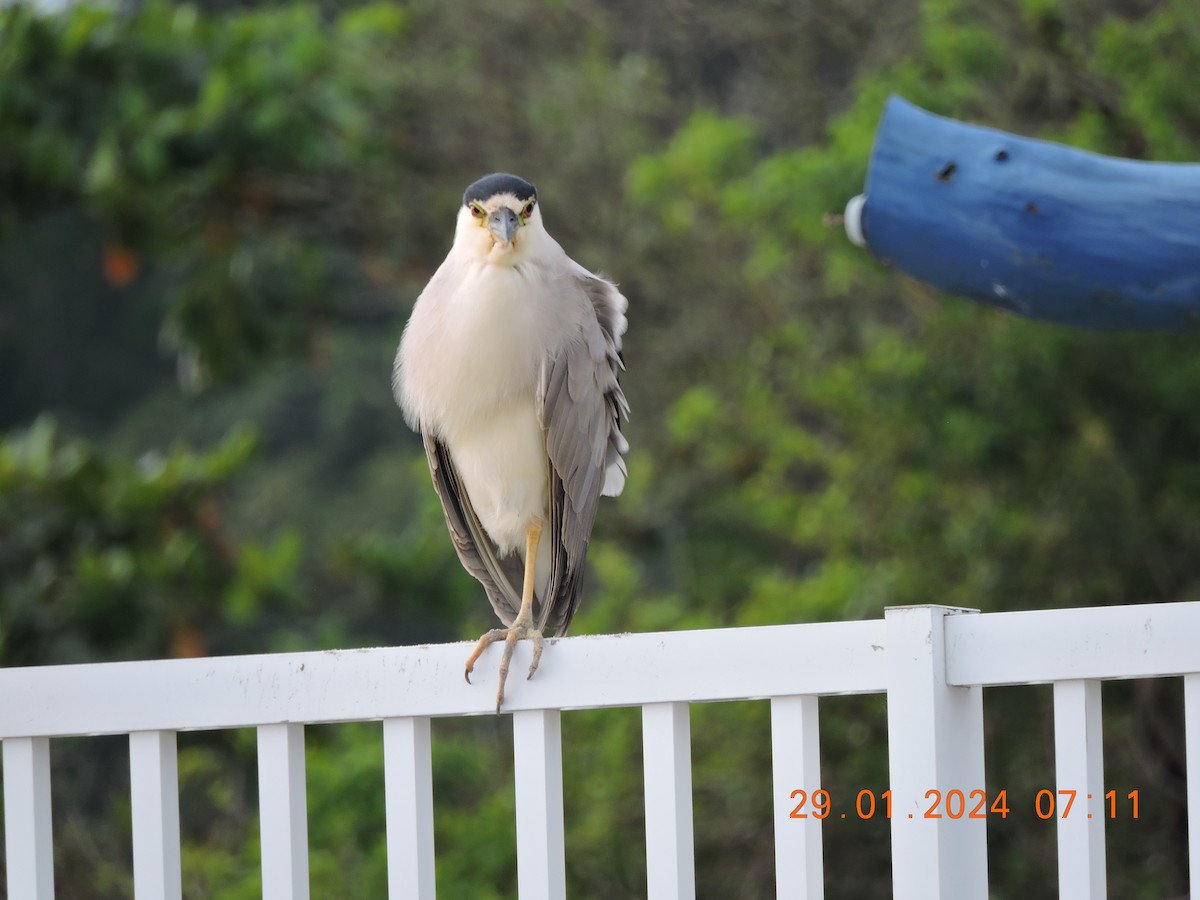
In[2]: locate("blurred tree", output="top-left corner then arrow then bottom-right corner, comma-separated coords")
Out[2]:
0,2 -> 413,389
0,417 -> 293,665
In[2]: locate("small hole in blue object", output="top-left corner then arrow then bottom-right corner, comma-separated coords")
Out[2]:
995,149 -> 1010,162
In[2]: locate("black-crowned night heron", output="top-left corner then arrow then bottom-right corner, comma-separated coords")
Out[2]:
393,173 -> 629,710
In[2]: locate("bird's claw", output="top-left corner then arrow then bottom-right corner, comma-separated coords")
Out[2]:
495,631 -> 518,710
464,623 -> 544,712
464,627 -> 508,686
527,631 -> 544,680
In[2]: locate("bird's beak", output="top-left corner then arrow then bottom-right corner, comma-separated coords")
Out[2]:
487,208 -> 520,245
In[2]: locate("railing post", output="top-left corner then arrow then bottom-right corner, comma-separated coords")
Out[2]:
642,702 -> 696,900
383,717 -> 436,900
513,709 -> 567,900
257,723 -> 310,900
1187,674 -> 1200,900
3,736 -> 55,900
771,694 -> 823,899
885,605 -> 988,900
129,730 -> 183,900
1053,680 -> 1106,899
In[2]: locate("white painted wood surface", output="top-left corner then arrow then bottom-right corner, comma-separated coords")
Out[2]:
770,694 -> 823,899
383,716 -> 436,900
946,601 -> 1200,686
0,619 -> 887,738
513,709 -> 567,900
885,606 -> 988,900
642,702 -> 696,900
129,730 -> 182,900
3,736 -> 55,900
0,601 -> 1197,899
1187,674 -> 1200,900
257,723 -> 310,900
1053,680 -> 1106,899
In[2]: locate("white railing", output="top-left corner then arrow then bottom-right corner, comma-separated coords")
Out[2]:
1,601 -> 1198,899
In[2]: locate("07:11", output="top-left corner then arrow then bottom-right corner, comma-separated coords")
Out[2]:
1105,789 -> 1139,819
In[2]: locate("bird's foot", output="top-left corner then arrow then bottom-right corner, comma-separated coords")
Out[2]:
464,623 -> 545,712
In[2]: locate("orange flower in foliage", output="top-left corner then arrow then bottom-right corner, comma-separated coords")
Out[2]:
102,244 -> 140,288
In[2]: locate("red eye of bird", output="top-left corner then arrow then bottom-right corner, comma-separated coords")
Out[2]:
470,205 -> 484,217
523,201 -> 536,217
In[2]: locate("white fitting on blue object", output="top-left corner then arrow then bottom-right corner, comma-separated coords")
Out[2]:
843,194 -> 867,248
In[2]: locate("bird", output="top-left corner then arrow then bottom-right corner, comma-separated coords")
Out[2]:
393,173 -> 629,710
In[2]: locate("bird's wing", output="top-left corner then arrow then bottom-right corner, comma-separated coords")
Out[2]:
535,271 -> 630,635
422,431 -> 525,627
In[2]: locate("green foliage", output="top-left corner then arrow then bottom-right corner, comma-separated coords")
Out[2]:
628,111 -> 759,231
1089,0 -> 1200,160
0,418 -> 298,664
0,1 -> 404,381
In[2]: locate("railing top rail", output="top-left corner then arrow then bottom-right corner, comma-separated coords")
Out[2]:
0,619 -> 886,739
3,600 -> 1198,740
946,600 -> 1200,687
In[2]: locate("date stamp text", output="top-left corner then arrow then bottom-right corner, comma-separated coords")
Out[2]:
786,788 -> 1140,821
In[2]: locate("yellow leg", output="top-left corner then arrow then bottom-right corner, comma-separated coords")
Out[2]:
517,520 -> 542,624
463,521 -> 546,712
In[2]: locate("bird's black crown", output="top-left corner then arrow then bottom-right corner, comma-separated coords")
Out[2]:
463,173 -> 537,207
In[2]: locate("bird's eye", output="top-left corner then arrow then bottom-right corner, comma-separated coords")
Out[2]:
470,204 -> 484,218
522,200 -> 536,218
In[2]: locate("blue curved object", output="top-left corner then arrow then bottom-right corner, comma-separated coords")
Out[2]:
858,96 -> 1200,329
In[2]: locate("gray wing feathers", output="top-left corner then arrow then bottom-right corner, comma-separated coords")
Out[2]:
423,432 -> 525,627
577,274 -> 631,497
535,272 -> 630,635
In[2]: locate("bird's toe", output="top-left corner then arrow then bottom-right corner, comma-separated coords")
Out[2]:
464,624 -> 546,711
527,631 -> 545,680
